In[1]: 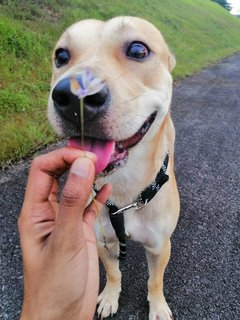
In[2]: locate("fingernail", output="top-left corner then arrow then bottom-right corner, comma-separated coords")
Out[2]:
71,157 -> 92,177
84,151 -> 97,163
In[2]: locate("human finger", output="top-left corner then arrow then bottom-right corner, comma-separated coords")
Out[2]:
83,184 -> 112,228
24,147 -> 96,207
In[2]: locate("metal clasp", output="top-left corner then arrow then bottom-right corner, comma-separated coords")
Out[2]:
111,202 -> 138,215
111,199 -> 148,215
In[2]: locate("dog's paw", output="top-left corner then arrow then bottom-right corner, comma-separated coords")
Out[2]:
149,298 -> 173,320
97,286 -> 120,319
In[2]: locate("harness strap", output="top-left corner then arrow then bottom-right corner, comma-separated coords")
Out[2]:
138,153 -> 169,206
93,152 -> 169,259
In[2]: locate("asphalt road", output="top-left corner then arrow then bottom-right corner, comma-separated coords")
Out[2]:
1,53 -> 240,320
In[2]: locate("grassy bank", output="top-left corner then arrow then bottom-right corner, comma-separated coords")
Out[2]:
1,0 -> 240,167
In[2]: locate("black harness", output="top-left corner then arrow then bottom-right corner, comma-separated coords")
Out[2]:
93,153 -> 169,259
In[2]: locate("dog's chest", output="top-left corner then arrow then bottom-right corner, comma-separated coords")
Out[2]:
124,208 -> 164,249
96,204 -> 167,252
95,159 -> 171,251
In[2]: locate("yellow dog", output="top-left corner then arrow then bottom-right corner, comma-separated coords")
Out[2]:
48,16 -> 180,320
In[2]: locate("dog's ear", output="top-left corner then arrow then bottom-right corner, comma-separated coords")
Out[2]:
168,53 -> 176,72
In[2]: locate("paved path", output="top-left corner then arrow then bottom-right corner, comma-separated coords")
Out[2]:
1,53 -> 240,320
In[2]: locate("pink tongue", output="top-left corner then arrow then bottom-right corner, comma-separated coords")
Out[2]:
67,137 -> 115,175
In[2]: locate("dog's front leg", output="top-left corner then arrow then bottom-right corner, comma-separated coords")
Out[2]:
97,242 -> 122,319
146,240 -> 173,320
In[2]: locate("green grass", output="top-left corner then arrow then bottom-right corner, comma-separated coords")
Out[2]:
1,0 -> 240,167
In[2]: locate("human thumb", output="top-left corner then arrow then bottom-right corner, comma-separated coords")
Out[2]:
57,157 -> 95,229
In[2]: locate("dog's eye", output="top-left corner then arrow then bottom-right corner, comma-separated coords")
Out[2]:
55,48 -> 70,68
126,42 -> 150,61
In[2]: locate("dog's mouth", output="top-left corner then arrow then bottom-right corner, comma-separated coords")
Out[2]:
67,112 -> 157,175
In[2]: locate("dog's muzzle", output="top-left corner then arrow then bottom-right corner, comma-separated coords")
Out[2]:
52,74 -> 109,124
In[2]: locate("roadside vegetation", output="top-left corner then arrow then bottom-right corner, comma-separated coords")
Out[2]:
1,0 -> 240,167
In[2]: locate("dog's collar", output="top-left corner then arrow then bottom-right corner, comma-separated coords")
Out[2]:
93,152 -> 169,259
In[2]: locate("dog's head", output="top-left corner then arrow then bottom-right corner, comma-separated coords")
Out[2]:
48,16 -> 175,175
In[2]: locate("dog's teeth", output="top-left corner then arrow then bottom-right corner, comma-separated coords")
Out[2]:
117,142 -> 124,152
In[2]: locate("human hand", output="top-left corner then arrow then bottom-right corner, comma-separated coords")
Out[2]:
18,147 -> 111,320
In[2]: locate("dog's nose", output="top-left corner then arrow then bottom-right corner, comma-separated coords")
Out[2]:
52,75 -> 109,122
